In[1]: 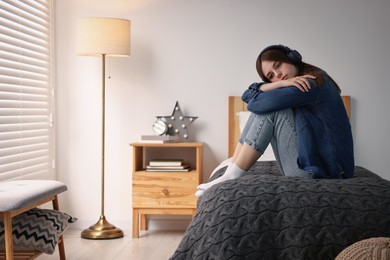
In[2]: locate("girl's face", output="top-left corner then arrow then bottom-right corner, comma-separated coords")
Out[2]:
261,60 -> 298,82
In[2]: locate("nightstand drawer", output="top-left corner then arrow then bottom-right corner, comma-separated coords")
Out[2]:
133,171 -> 198,208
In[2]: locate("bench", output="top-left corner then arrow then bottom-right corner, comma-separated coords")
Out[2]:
0,180 -> 68,260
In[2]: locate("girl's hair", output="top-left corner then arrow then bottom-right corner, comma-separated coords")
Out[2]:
256,48 -> 341,93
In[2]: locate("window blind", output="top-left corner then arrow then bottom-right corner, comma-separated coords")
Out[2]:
0,0 -> 54,181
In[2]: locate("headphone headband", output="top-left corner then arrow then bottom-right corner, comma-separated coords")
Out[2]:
258,44 -> 302,65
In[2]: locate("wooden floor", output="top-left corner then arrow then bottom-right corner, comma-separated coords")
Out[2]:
36,229 -> 185,260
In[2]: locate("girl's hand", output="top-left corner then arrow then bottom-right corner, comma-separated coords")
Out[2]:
281,75 -> 316,92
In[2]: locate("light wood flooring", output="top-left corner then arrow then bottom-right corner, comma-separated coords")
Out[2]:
36,229 -> 185,260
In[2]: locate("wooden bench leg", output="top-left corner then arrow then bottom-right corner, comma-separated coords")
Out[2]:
52,195 -> 66,260
4,212 -> 14,260
52,195 -> 60,211
57,235 -> 66,260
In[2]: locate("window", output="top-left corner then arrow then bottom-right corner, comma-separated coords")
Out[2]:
0,0 -> 54,181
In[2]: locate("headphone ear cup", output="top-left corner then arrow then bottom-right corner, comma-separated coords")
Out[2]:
287,49 -> 302,64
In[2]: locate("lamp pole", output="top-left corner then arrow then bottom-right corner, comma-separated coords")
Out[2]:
81,54 -> 124,240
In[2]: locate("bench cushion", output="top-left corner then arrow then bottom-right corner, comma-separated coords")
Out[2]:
0,180 -> 67,212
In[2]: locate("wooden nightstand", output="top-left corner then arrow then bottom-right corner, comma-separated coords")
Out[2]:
130,142 -> 203,238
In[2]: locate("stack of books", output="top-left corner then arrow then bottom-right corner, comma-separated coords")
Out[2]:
146,159 -> 191,172
140,135 -> 179,143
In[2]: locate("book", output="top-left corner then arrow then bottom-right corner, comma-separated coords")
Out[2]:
140,135 -> 179,143
141,135 -> 179,140
145,167 -> 190,172
138,139 -> 177,143
149,159 -> 183,167
146,164 -> 191,170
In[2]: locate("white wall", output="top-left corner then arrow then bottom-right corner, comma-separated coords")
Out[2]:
56,0 -> 390,230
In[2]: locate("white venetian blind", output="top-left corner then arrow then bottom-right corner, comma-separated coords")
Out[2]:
0,0 -> 54,181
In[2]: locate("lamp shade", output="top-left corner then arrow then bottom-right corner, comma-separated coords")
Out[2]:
77,17 -> 130,57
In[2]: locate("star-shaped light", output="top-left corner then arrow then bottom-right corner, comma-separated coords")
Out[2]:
157,101 -> 198,140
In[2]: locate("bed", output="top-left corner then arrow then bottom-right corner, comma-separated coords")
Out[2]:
170,96 -> 390,260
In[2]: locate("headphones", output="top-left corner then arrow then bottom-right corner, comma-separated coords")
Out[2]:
258,44 -> 302,65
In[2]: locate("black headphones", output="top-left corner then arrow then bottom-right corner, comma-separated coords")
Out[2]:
258,44 -> 302,65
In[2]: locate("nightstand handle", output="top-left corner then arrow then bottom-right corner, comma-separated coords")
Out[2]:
162,188 -> 169,196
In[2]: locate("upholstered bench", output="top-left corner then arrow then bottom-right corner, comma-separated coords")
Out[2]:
0,180 -> 68,260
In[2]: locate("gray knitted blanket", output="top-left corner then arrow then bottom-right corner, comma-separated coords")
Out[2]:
170,162 -> 390,260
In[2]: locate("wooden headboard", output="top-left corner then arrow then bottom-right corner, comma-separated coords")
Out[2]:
228,96 -> 351,157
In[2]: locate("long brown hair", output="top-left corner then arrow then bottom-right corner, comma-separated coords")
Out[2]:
256,48 -> 341,93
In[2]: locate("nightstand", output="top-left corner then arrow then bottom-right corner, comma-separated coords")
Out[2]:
130,142 -> 204,238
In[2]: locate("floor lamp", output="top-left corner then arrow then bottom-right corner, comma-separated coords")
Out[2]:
77,17 -> 130,239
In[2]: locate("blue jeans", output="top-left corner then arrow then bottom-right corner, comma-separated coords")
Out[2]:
239,109 -> 312,178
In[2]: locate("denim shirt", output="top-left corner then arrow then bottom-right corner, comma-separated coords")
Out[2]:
242,74 -> 354,179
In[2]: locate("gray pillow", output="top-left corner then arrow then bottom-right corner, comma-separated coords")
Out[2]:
0,208 -> 77,254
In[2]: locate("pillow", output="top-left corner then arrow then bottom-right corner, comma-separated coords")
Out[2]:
335,237 -> 390,260
237,111 -> 276,161
0,208 -> 77,254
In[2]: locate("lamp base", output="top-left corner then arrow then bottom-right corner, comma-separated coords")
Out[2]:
81,215 -> 124,240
